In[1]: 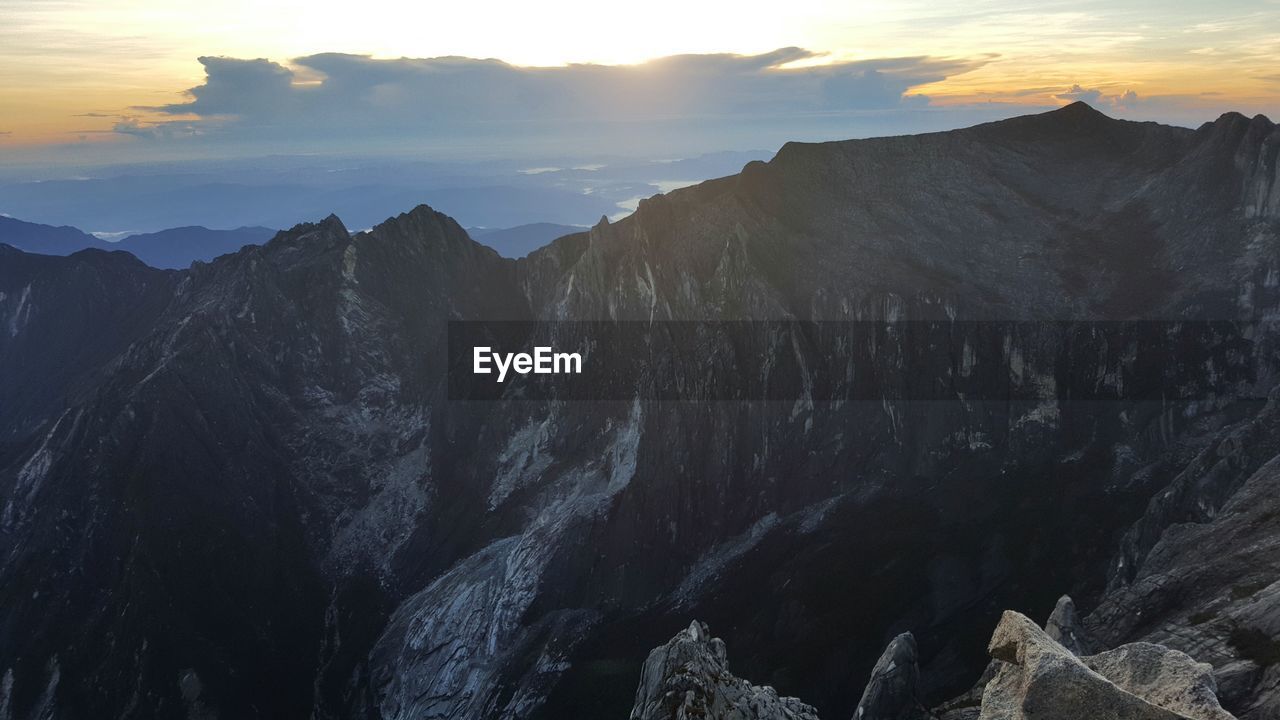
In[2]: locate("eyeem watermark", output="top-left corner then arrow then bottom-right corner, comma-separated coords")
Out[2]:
473,346 -> 582,382
448,320 -> 1267,402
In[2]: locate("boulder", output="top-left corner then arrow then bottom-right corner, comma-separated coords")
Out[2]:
1083,643 -> 1234,720
979,611 -> 1235,720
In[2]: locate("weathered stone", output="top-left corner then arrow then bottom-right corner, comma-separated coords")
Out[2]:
1044,596 -> 1096,656
630,621 -> 820,720
853,633 -> 933,720
1083,643 -> 1233,720
978,611 -> 1235,720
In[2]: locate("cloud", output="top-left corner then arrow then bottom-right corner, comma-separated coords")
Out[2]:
111,116 -> 152,137
162,56 -> 295,120
1055,84 -> 1104,104
123,49 -> 989,152
112,115 -> 202,139
1113,89 -> 1139,108
1054,85 -> 1145,110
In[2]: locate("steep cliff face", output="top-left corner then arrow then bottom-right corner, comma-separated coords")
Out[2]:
1,103 -> 1279,720
1085,405 -> 1280,719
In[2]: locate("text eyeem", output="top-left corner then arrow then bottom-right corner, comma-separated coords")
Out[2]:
473,346 -> 583,382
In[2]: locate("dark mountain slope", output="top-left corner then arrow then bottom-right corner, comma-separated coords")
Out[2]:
518,102 -> 1265,324
0,210 -> 529,719
1,104 -> 1279,720
0,245 -> 178,443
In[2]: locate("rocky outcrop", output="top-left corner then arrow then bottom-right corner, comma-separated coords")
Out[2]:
1083,644 -> 1235,720
980,611 -> 1235,720
1086,440 -> 1280,719
628,608 -> 1238,720
854,633 -> 933,720
630,622 -> 819,720
1044,596 -> 1097,656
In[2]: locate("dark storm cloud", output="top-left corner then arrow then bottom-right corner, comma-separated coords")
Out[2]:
138,49 -> 987,141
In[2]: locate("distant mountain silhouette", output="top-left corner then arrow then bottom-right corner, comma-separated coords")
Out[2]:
0,215 -> 105,255
468,222 -> 586,258
114,226 -> 277,268
0,215 -> 275,268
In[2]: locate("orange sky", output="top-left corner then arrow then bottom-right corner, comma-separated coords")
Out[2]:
1,0 -> 1278,149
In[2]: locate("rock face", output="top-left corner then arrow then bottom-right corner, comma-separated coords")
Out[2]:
2,103 -> 1280,719
0,245 -> 178,443
980,611 -> 1234,720
630,622 -> 819,720
1086,441 -> 1280,719
854,634 -> 933,720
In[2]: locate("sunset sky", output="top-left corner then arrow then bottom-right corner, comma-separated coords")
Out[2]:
2,0 -> 1278,162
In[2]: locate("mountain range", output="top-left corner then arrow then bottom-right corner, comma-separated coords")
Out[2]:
0,216 -> 276,270
1,102 -> 1278,719
0,216 -> 585,268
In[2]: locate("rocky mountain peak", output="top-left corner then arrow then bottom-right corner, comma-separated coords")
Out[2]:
853,632 -> 931,720
1027,100 -> 1123,134
629,621 -> 820,720
1044,595 -> 1099,656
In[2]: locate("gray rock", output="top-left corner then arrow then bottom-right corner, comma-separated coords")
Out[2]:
630,621 -> 820,720
1083,643 -> 1234,720
1088,442 -> 1280,718
1044,596 -> 1097,656
854,633 -> 934,720
979,611 -> 1235,720
936,596 -> 1094,718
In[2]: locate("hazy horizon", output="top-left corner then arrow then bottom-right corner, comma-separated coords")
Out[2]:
2,1 -> 1277,238
3,0 -> 1279,167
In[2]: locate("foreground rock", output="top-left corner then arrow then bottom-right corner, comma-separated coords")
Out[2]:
628,609 -> 1237,720
981,611 -> 1235,720
854,633 -> 934,720
630,622 -> 819,720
